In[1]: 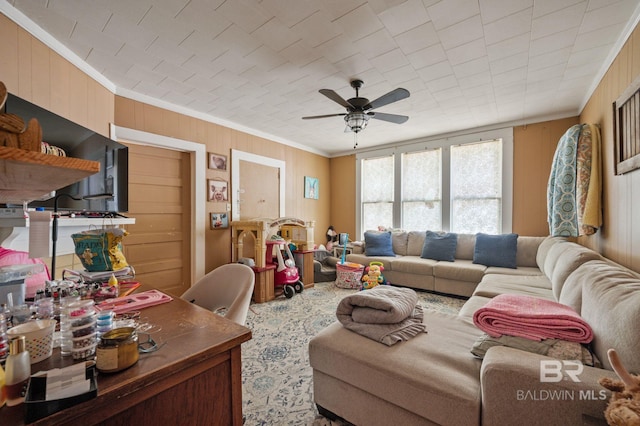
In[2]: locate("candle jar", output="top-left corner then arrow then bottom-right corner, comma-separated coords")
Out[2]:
96,327 -> 139,373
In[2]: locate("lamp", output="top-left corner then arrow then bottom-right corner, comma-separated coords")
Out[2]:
51,192 -> 113,280
345,112 -> 370,133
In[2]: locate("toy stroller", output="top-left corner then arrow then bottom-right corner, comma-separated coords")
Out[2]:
266,237 -> 304,298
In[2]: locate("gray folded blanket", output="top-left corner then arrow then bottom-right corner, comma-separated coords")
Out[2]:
336,286 -> 426,346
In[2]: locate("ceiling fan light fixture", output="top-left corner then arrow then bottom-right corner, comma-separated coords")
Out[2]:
345,112 -> 369,133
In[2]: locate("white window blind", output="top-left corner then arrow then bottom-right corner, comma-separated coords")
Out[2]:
451,140 -> 502,234
402,149 -> 442,232
361,155 -> 394,231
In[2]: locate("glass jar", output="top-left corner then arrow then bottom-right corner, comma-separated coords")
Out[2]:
60,298 -> 95,358
96,327 -> 139,373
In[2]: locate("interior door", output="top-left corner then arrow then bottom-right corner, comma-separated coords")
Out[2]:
120,144 -> 192,297
238,160 -> 279,219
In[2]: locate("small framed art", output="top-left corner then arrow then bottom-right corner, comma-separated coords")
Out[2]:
208,152 -> 227,170
210,212 -> 229,229
208,179 -> 228,202
304,176 -> 319,199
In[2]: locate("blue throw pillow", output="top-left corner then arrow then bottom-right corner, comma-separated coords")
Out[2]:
473,233 -> 518,268
421,231 -> 458,262
364,231 -> 395,256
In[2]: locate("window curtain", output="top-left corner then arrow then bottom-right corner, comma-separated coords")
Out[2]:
547,124 -> 602,237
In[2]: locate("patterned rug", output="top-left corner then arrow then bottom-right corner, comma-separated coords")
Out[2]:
241,282 -> 466,425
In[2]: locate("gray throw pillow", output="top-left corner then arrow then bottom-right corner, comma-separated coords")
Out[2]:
473,233 -> 518,268
421,231 -> 458,262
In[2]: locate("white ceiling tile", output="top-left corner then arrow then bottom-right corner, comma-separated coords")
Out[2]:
445,38 -> 487,66
406,44 -> 447,69
483,8 -> 532,45
438,15 -> 484,50
427,0 -> 480,30
529,27 -> 579,56
531,2 -> 586,40
103,13 -> 158,51
489,52 -> 529,75
252,17 -> 300,52
353,28 -> 398,59
532,0 -> 586,19
214,0 -> 273,33
334,3 -> 384,40
394,22 -> 439,55
291,10 -> 343,48
486,33 -> 530,61
378,0 -> 430,36
479,0 -> 533,23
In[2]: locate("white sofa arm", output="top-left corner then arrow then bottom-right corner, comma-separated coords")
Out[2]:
480,346 -> 615,426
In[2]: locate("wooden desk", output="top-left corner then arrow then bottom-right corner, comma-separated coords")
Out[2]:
1,289 -> 252,425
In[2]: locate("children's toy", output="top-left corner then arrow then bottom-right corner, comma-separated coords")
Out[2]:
266,236 -> 304,299
361,261 -> 387,290
599,348 -> 640,426
326,226 -> 338,251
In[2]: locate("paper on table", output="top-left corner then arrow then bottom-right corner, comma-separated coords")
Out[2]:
28,211 -> 51,258
44,362 -> 90,401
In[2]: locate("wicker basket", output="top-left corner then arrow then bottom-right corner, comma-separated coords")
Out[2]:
335,262 -> 364,289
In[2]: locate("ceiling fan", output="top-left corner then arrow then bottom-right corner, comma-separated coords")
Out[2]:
302,79 -> 410,146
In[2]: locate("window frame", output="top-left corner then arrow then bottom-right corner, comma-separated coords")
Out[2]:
355,128 -> 513,238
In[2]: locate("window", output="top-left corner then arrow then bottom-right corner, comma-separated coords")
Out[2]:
356,129 -> 513,236
451,140 -> 502,234
361,155 -> 394,231
402,149 -> 441,232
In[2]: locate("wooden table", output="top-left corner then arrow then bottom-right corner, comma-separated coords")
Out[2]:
1,288 -> 252,425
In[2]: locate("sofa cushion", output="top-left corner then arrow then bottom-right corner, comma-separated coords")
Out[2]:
455,233 -> 476,260
484,266 -> 542,276
473,275 -> 554,300
309,313 -> 483,426
421,231 -> 458,261
515,236 -> 546,267
579,260 -> 640,373
391,232 -> 409,256
406,231 -> 426,256
548,243 -> 601,300
535,236 -> 566,274
364,231 -> 395,257
390,256 -> 437,275
434,259 -> 486,283
473,233 -> 518,269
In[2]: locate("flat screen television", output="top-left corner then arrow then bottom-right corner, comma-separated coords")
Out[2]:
4,94 -> 129,213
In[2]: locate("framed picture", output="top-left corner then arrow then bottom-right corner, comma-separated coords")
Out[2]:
208,152 -> 227,170
208,179 -> 228,202
304,176 -> 319,199
210,212 -> 229,229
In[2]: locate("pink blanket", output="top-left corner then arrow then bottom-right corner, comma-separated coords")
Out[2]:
472,294 -> 593,343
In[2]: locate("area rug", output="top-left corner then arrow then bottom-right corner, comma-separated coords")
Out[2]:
241,282 -> 466,425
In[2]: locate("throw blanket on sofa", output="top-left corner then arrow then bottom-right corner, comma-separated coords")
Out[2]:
336,285 -> 426,346
472,294 -> 594,343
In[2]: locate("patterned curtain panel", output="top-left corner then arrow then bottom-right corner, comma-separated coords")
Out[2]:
547,124 -> 602,237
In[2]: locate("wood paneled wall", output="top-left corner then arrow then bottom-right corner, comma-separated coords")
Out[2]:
0,13 -> 115,278
512,117 -> 580,236
114,96 -> 331,273
580,23 -> 640,271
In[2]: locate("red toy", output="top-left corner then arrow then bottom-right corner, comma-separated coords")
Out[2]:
266,238 -> 304,298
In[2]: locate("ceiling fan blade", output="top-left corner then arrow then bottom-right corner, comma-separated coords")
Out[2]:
369,111 -> 409,124
319,89 -> 354,109
302,113 -> 347,120
365,88 -> 410,110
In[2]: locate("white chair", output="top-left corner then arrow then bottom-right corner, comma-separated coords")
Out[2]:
181,263 -> 255,326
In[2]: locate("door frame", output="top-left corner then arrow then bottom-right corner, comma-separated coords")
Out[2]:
231,149 -> 285,221
110,124 -> 206,283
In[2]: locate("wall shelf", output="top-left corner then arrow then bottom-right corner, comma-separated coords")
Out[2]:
0,146 -> 100,203
0,217 -> 136,256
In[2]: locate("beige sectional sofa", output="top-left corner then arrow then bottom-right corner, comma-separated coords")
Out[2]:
309,235 -> 640,425
345,231 -> 546,297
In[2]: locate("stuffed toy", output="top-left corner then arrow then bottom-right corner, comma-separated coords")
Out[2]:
361,262 -> 387,290
599,348 -> 640,426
